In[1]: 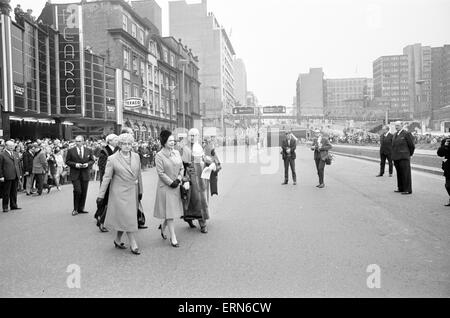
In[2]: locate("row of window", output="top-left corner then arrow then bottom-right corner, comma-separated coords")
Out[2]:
122,14 -> 145,46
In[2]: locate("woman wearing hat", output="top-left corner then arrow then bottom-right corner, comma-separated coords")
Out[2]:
154,130 -> 184,247
96,133 -> 143,255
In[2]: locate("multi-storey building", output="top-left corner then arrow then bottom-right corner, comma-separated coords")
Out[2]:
324,78 -> 373,119
431,45 -> 450,130
403,44 -> 432,121
233,58 -> 247,106
169,0 -> 236,132
38,0 -> 201,140
0,4 -> 118,139
296,68 -> 325,120
373,55 -> 410,120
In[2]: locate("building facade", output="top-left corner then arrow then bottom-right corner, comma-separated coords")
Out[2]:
403,44 -> 432,122
1,4 -> 119,140
39,0 -> 201,140
296,68 -> 325,120
169,0 -> 236,133
431,45 -> 450,130
233,58 -> 247,106
324,78 -> 374,119
373,55 -> 410,120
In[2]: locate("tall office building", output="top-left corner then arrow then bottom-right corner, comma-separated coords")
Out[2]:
324,78 -> 373,118
403,44 -> 432,120
169,0 -> 236,130
131,0 -> 162,35
233,58 -> 247,106
373,55 -> 410,120
431,45 -> 450,130
296,68 -> 325,119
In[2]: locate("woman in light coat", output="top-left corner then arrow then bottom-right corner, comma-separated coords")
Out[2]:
154,130 -> 184,248
97,133 -> 143,255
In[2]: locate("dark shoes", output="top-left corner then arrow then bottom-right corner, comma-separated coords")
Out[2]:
186,219 -> 196,229
158,224 -> 167,240
445,201 -> 450,207
389,174 -> 393,177
170,238 -> 180,248
71,210 -> 78,216
376,174 -> 383,177
99,224 -> 109,232
281,181 -> 288,185
317,184 -> 325,188
130,247 -> 141,255
293,181 -> 297,185
200,227 -> 208,234
114,241 -> 126,249
11,207 -> 21,210
78,210 -> 89,214
401,192 -> 412,195
3,209 -> 9,213
394,190 -> 402,193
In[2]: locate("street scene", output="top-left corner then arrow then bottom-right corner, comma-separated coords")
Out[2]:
0,145 -> 449,297
0,0 -> 449,299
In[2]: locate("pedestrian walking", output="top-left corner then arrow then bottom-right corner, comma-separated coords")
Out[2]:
0,140 -> 22,212
281,132 -> 297,185
181,128 -> 210,233
65,136 -> 95,216
31,143 -> 48,196
52,147 -> 65,191
154,130 -> 184,248
96,133 -> 143,255
94,134 -> 118,232
376,125 -> 393,177
437,136 -> 450,206
392,121 -> 415,195
22,144 -> 34,195
311,130 -> 332,188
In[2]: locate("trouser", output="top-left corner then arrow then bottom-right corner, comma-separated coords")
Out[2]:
53,166 -> 63,187
72,179 -> 89,212
35,173 -> 45,195
2,178 -> 18,209
394,159 -> 412,193
445,175 -> 450,197
315,158 -> 326,185
283,157 -> 297,182
380,153 -> 393,175
25,173 -> 34,194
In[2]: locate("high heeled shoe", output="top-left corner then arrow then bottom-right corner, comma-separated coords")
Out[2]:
170,238 -> 180,248
130,246 -> 141,255
114,241 -> 126,249
158,224 -> 167,240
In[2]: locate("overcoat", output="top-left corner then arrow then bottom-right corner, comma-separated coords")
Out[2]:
153,149 -> 184,220
98,152 -> 143,232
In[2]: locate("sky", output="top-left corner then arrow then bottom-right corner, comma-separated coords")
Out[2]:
10,0 -> 450,106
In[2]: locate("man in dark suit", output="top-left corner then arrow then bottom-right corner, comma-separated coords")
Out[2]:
65,135 -> 95,216
392,121 -> 415,195
94,134 -> 118,231
377,125 -> 393,177
0,140 -> 22,212
22,143 -> 34,195
281,132 -> 297,185
437,137 -> 450,206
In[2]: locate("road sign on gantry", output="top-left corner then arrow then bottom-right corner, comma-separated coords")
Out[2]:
232,107 -> 255,115
263,106 -> 286,114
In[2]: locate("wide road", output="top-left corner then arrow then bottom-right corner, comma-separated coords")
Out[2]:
0,145 -> 449,297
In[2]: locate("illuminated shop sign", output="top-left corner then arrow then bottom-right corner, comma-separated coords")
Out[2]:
57,4 -> 82,115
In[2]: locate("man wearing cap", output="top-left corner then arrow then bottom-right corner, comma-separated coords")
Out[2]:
376,125 -> 393,177
392,121 -> 415,195
281,132 -> 297,185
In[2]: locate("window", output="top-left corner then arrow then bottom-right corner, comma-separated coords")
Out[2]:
163,48 -> 168,63
124,82 -> 131,100
123,47 -> 130,70
131,24 -> 137,38
140,61 -> 145,78
132,55 -> 138,74
170,54 -> 175,67
122,15 -> 128,31
139,29 -> 144,45
133,85 -> 139,98
148,65 -> 153,83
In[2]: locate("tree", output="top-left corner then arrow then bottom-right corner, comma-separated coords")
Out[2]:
0,0 -> 11,15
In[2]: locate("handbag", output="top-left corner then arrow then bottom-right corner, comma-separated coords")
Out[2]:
137,202 -> 146,229
325,153 -> 334,165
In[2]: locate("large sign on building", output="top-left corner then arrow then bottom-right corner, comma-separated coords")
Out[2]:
232,107 -> 255,115
263,106 -> 286,114
56,4 -> 84,116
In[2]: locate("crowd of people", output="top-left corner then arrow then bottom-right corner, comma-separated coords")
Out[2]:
0,127 -> 222,256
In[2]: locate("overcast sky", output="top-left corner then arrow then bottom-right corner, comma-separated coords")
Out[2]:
11,0 -> 450,106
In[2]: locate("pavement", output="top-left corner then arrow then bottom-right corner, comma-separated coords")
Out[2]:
0,145 -> 449,297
